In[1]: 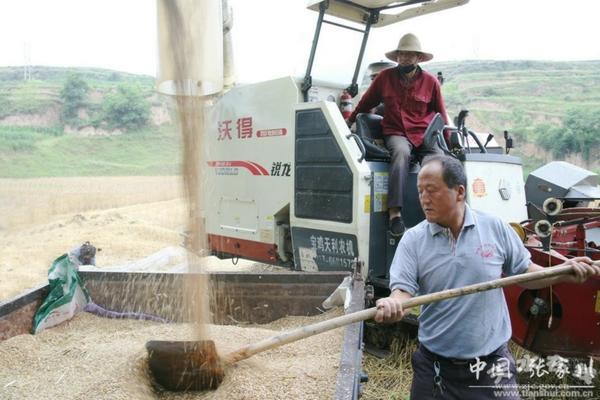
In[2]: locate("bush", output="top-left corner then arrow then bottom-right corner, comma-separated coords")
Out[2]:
60,73 -> 89,123
101,84 -> 150,131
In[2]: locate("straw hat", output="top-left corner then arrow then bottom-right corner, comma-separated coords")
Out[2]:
385,33 -> 433,62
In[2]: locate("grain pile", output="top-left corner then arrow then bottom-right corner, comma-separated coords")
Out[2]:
0,309 -> 344,400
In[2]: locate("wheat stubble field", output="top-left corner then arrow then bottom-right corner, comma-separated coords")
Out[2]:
0,176 -> 189,300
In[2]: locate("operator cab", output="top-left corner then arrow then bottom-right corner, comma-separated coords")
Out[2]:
302,0 -> 469,100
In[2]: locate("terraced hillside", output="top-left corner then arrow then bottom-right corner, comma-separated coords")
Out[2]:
0,67 -> 179,177
1,62 -> 599,178
427,60 -> 600,174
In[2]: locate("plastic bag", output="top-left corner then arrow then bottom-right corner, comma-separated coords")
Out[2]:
322,276 -> 353,310
32,254 -> 90,334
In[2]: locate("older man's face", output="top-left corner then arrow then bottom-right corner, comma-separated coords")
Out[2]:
417,161 -> 465,226
396,51 -> 420,66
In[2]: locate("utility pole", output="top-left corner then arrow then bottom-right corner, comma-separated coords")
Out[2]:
23,42 -> 32,81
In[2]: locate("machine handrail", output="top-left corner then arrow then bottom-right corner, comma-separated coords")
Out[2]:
347,133 -> 366,163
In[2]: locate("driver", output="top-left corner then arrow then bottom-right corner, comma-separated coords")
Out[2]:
346,33 -> 449,237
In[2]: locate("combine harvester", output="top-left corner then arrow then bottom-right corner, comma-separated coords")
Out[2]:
200,0 -> 600,359
1,1 -> 598,398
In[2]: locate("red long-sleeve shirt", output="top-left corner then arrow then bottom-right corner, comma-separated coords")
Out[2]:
349,66 -> 448,148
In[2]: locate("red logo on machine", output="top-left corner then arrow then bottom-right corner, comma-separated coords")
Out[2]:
217,117 -> 253,140
472,178 -> 487,198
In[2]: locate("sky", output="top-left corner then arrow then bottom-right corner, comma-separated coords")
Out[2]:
1,0 -> 599,84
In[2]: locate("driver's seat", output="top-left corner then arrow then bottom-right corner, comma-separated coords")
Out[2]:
354,113 -> 390,161
355,112 -> 450,163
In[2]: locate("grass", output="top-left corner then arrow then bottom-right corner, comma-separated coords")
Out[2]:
0,125 -> 181,177
0,126 -> 63,151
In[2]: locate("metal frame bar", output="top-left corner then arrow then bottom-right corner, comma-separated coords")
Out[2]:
323,19 -> 366,33
302,0 -> 437,99
334,279 -> 365,400
302,3 -> 379,99
346,11 -> 376,97
302,1 -> 328,101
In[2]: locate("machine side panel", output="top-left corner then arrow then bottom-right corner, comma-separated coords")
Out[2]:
464,154 -> 528,223
291,102 -> 372,277
204,77 -> 300,249
295,108 -> 353,223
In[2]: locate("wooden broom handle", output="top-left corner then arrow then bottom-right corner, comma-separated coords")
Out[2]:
222,264 -> 574,365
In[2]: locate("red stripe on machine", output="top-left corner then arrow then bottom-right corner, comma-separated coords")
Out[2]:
207,161 -> 268,176
208,234 -> 279,263
248,162 -> 269,175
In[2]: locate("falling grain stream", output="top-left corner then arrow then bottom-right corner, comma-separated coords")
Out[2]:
0,1 -> 346,398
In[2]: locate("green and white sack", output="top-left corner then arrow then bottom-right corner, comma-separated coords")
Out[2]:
32,254 -> 90,334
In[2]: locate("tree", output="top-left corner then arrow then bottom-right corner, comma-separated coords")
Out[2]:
563,109 -> 600,162
537,108 -> 600,162
102,84 -> 150,131
60,73 -> 89,123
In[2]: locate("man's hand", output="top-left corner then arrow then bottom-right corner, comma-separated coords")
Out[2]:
562,257 -> 600,284
523,257 -> 600,289
374,296 -> 405,323
374,289 -> 413,323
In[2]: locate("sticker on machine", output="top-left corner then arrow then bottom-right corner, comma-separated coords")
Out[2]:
207,161 -> 270,176
257,128 -> 287,138
291,227 -> 358,271
595,291 -> 600,313
373,172 -> 389,212
298,247 -> 318,272
259,229 -> 273,243
472,177 -> 487,198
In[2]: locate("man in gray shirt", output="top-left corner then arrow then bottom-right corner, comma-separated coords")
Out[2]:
375,155 -> 600,399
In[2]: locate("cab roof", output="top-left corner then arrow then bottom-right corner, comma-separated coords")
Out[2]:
307,0 -> 469,28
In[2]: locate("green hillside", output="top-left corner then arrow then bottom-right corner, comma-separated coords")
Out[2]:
0,67 -> 179,177
426,60 -> 600,175
0,66 -> 154,118
0,125 -> 180,177
0,62 -> 598,178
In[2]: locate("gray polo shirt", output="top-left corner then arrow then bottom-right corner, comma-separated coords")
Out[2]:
390,204 -> 530,358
